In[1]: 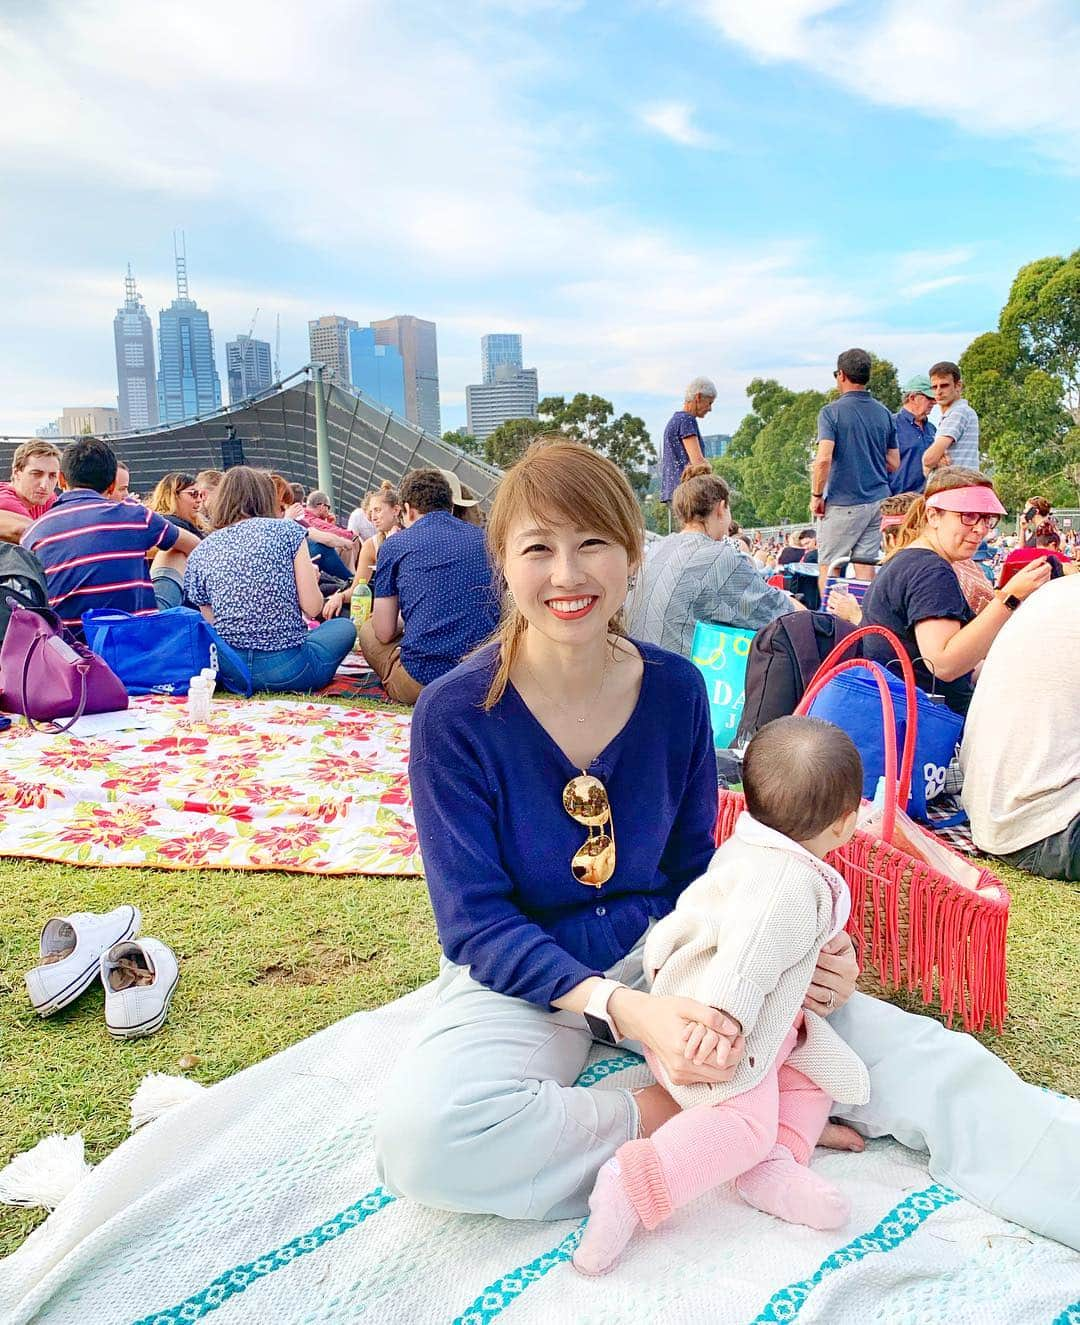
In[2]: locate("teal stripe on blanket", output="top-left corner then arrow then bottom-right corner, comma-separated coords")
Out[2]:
1052,1301 -> 1080,1325
129,1188 -> 395,1325
449,1223 -> 585,1325
129,1054 -> 640,1323
747,1183 -> 960,1324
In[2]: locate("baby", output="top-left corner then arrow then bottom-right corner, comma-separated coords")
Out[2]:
574,715 -> 870,1275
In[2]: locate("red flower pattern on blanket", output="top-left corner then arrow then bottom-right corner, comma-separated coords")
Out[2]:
0,697 -> 421,876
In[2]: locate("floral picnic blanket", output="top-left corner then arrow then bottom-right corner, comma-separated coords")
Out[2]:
0,697 -> 422,876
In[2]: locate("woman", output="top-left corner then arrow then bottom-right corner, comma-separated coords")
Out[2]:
184,466 -> 355,692
860,467 -> 1051,714
628,464 -> 795,657
374,441 -> 1077,1247
147,472 -> 203,608
355,480 -> 402,584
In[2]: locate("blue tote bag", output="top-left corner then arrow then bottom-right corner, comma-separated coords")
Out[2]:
803,626 -> 963,820
690,621 -> 756,749
82,607 -> 253,697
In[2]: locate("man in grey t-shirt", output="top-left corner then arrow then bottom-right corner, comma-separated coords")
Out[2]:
923,360 -> 980,473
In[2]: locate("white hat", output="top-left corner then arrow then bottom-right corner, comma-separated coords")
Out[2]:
439,469 -> 479,507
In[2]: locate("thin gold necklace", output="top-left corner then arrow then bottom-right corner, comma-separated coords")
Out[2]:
522,643 -> 611,725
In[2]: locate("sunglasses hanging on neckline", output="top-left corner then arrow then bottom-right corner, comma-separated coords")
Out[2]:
562,772 -> 616,888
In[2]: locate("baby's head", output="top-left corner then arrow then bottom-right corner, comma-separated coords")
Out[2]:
742,716 -> 863,859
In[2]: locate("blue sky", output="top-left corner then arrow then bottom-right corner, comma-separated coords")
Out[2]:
1,0 -> 1078,443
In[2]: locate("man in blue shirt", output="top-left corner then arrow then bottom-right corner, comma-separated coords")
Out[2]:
810,348 -> 900,601
891,375 -> 936,495
660,376 -> 715,503
22,436 -> 197,637
360,468 -> 499,704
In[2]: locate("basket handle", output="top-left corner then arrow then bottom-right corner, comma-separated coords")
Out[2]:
797,623 -> 918,811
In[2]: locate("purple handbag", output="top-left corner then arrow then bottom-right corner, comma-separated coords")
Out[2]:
0,600 -> 129,732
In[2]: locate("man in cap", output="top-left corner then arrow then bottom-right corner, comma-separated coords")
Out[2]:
891,375 -> 936,494
660,377 -> 715,504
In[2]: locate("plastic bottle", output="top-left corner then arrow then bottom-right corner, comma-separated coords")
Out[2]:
350,581 -> 372,637
186,677 -> 210,724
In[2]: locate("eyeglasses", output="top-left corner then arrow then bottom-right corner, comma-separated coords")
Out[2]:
956,512 -> 1000,530
562,772 -> 615,888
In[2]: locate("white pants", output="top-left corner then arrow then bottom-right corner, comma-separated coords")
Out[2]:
374,946 -> 1080,1248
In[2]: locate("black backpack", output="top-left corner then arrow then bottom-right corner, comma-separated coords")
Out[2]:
735,611 -> 860,744
0,543 -> 49,643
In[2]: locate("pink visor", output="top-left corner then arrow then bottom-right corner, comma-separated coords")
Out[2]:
880,513 -> 906,529
925,485 -> 1006,516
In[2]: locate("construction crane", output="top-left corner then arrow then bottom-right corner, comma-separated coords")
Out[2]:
274,313 -> 281,382
246,307 -> 260,340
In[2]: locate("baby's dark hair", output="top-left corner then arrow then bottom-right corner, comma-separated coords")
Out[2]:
742,716 -> 863,842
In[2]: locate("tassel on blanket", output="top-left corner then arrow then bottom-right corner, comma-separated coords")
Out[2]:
0,1133 -> 92,1210
129,1072 -> 207,1131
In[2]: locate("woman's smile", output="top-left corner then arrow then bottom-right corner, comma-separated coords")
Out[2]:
545,595 -> 599,620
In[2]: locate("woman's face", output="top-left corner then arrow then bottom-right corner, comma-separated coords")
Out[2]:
703,500 -> 731,542
175,485 -> 200,524
927,509 -> 987,561
503,514 -> 632,648
372,497 -> 400,533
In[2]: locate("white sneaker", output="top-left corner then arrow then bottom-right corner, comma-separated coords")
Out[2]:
100,938 -> 179,1039
24,905 -> 142,1016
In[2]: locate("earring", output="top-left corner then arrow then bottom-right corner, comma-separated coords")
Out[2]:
627,574 -> 637,591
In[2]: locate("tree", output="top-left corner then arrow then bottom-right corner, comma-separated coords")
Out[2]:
443,429 -> 482,458
537,393 -> 656,494
483,416 -> 544,468
867,355 -> 901,412
999,250 -> 1080,419
960,251 -> 1080,508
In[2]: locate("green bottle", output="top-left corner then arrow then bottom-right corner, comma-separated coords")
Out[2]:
351,580 -> 372,633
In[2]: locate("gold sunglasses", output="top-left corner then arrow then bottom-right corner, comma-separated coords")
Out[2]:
562,773 -> 616,888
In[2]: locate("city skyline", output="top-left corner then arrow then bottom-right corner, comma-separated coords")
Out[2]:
2,3 -> 1078,445
466,333 -> 539,443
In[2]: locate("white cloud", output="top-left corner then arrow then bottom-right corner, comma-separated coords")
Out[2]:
0,0 -> 994,439
900,275 -> 969,300
640,102 -> 717,148
694,0 -> 1080,163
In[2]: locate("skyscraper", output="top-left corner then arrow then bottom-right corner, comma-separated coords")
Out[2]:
371,315 -> 441,435
61,405 -> 122,436
308,315 -> 358,385
225,334 -> 273,404
156,237 -> 222,424
347,327 -> 406,416
466,364 -> 540,443
481,334 -> 522,384
113,266 -> 158,430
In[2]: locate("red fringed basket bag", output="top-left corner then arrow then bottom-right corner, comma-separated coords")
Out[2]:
715,624 -> 1009,1034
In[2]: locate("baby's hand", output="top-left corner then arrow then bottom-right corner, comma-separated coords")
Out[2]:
682,1020 -> 726,1066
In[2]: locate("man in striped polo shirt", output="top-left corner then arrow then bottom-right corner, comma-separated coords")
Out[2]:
21,437 -> 199,638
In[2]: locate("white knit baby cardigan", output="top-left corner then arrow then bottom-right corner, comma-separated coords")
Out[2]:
644,813 -> 870,1111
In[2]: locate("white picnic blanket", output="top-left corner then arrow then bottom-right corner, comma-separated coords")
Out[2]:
1,984 -> 1077,1325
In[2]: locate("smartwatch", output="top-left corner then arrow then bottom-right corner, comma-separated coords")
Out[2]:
999,592 -> 1022,612
583,979 -> 625,1046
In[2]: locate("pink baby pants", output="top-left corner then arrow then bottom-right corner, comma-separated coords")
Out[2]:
623,1020 -> 832,1229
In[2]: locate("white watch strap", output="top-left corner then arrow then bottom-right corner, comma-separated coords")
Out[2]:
585,979 -> 623,1038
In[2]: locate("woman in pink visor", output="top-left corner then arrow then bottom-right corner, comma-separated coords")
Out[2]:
859,467 -> 1051,714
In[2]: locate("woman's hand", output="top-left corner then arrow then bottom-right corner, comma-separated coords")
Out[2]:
1006,557 -> 1052,602
826,585 -> 862,625
321,591 -> 345,620
611,989 -> 744,1087
803,931 -> 859,1016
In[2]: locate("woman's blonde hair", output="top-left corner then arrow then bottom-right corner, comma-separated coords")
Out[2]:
671,463 -> 730,526
887,466 -> 997,558
481,437 -> 645,710
147,472 -> 196,518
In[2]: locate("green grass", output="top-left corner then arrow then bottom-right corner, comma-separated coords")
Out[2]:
0,854 -> 1076,1259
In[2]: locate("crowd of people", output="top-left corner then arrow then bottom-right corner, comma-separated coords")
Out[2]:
3,435 -> 498,705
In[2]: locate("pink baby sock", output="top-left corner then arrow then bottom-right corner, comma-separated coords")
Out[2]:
735,1144 -> 850,1230
573,1157 -> 642,1276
